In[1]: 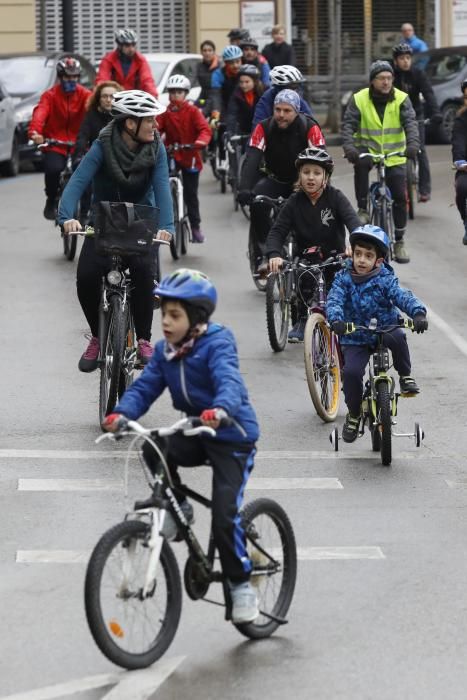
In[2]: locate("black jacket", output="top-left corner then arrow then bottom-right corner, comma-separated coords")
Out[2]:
266,187 -> 360,259
393,66 -> 440,120
196,58 -> 219,114
75,109 -> 112,161
451,108 -> 467,163
226,88 -> 260,134
261,41 -> 295,69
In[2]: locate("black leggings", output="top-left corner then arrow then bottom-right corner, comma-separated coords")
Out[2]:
76,236 -> 155,339
354,162 -> 407,233
250,177 -> 292,251
143,435 -> 256,583
43,151 -> 67,200
455,172 -> 467,222
181,169 -> 201,228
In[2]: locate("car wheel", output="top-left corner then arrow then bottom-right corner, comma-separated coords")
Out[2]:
441,102 -> 459,142
0,135 -> 19,177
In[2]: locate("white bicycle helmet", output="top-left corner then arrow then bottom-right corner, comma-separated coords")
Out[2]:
166,74 -> 191,91
111,90 -> 166,118
270,65 -> 304,86
115,28 -> 138,44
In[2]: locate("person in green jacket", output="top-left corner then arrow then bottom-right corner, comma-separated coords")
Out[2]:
341,60 -> 419,264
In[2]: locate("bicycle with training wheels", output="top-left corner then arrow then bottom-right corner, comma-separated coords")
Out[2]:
330,318 -> 425,466
167,143 -> 200,260
85,416 -> 297,670
226,133 -> 250,217
359,150 -> 405,260
249,194 -> 287,292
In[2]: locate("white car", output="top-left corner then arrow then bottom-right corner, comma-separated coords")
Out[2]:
143,52 -> 202,106
0,78 -> 19,176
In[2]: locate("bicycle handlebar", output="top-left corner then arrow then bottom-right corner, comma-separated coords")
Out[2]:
253,195 -> 287,207
343,318 -> 414,334
36,139 -> 75,149
64,226 -> 171,245
358,150 -> 407,161
96,414 -> 233,443
167,143 -> 200,152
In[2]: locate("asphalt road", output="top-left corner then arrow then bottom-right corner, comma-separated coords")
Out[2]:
2,146 -> 467,700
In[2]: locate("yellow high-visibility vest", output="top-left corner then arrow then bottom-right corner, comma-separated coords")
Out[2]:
354,87 -> 407,167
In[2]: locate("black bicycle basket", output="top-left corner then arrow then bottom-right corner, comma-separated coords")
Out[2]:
93,201 -> 159,256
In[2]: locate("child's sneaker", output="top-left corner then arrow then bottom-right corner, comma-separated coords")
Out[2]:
229,580 -> 259,624
288,318 -> 306,343
342,412 -> 360,443
191,227 -> 205,243
399,375 -> 420,395
159,500 -> 194,541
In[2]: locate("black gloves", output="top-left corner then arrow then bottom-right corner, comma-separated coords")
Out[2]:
406,145 -> 419,160
413,314 -> 428,333
359,154 -> 374,168
344,147 -> 360,165
237,190 -> 252,206
331,321 -> 349,336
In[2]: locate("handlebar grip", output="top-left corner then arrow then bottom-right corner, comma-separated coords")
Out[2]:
189,416 -> 233,428
402,318 -> 414,330
344,322 -> 355,334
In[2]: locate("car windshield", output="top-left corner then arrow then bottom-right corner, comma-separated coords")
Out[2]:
414,52 -> 467,84
146,60 -> 168,85
0,56 -> 54,96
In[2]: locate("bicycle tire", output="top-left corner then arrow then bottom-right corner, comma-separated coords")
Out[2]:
220,171 -> 227,194
248,229 -> 267,292
99,295 -> 125,424
235,498 -> 297,640
181,219 -> 189,255
406,159 -> 417,221
265,272 -> 290,352
169,181 -> 180,260
376,381 -> 392,466
118,306 -> 136,399
85,520 -> 182,670
304,313 -> 341,422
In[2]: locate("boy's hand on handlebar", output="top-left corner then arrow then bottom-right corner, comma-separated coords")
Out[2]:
331,320 -> 348,335
156,229 -> 172,242
30,131 -> 44,145
405,145 -> 419,160
102,413 -> 128,433
412,314 -> 428,333
63,219 -> 82,234
200,408 -> 225,429
344,147 -> 359,164
269,257 -> 283,273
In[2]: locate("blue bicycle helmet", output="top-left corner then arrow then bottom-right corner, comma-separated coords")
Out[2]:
155,268 -> 217,322
222,45 -> 243,61
349,224 -> 389,257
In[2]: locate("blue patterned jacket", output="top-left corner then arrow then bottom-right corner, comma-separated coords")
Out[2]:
326,260 -> 426,346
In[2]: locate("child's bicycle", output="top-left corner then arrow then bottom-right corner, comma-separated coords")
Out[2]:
329,318 -> 425,466
85,416 -> 297,670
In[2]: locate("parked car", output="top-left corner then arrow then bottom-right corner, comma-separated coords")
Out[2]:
0,78 -> 19,176
143,53 -> 202,105
0,52 -> 95,168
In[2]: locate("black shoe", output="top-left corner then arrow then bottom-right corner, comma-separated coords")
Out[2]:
342,412 -> 360,443
43,198 -> 56,220
399,376 -> 420,395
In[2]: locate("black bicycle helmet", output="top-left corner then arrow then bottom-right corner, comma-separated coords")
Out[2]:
115,28 -> 138,44
227,28 -> 249,41
295,147 -> 334,175
56,56 -> 81,77
392,43 -> 413,58
238,64 -> 260,79
239,36 -> 259,50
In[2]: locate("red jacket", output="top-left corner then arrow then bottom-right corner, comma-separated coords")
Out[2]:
156,101 -> 211,171
28,83 -> 91,156
96,49 -> 158,96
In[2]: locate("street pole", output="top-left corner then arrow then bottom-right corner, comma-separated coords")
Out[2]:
62,0 -> 74,52
327,0 -> 342,133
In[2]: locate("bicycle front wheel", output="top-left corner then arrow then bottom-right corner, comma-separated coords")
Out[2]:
376,381 -> 392,466
169,181 -> 181,260
99,295 -> 125,424
406,159 -> 417,220
118,307 -> 136,399
304,313 -> 341,422
235,498 -> 297,640
85,520 -> 182,670
265,272 -> 290,352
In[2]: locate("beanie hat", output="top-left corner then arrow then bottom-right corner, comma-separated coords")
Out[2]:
369,60 -> 394,81
273,88 -> 300,112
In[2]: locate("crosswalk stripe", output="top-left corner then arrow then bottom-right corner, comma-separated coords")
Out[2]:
16,546 -> 385,564
17,479 -> 123,492
247,477 -> 343,489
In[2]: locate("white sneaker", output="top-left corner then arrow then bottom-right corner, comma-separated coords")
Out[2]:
159,500 -> 194,541
229,580 -> 259,624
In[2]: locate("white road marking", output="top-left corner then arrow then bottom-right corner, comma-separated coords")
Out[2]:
18,478 -> 123,492
0,657 -> 185,700
297,546 -> 385,560
16,550 -> 89,564
247,477 -> 343,489
101,656 -> 184,699
445,480 -> 467,489
0,449 -> 127,459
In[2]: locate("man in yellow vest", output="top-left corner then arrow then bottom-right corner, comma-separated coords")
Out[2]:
342,60 -> 419,263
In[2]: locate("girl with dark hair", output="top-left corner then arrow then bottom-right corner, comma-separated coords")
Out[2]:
74,81 -> 123,162
196,40 -> 219,116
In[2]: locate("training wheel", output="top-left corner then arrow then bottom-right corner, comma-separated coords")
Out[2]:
414,422 -> 424,447
329,427 -> 339,452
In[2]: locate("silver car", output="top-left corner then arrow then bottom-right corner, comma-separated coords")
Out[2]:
0,78 -> 18,176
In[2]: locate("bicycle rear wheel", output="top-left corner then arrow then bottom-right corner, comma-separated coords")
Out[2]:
406,159 -> 417,221
85,520 -> 182,670
304,313 -> 341,422
99,295 -> 125,424
376,381 -> 392,466
265,272 -> 290,352
169,181 -> 181,260
235,498 -> 297,640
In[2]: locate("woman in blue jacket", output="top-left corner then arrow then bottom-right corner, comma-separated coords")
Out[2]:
58,90 -> 174,370
103,269 -> 260,625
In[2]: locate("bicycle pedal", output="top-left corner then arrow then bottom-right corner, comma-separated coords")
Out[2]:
400,392 -> 418,398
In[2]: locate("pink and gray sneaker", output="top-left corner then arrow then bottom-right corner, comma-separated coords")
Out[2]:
191,227 -> 205,243
137,339 -> 153,365
78,336 -> 100,373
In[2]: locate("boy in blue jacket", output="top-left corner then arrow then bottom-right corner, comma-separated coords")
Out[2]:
102,268 -> 260,624
326,225 -> 428,443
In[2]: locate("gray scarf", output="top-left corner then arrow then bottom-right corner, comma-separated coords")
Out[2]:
99,120 -> 158,193
350,266 -> 382,285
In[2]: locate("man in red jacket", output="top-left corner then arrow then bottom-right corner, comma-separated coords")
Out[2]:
96,29 -> 158,97
29,57 -> 91,219
156,75 -> 211,242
